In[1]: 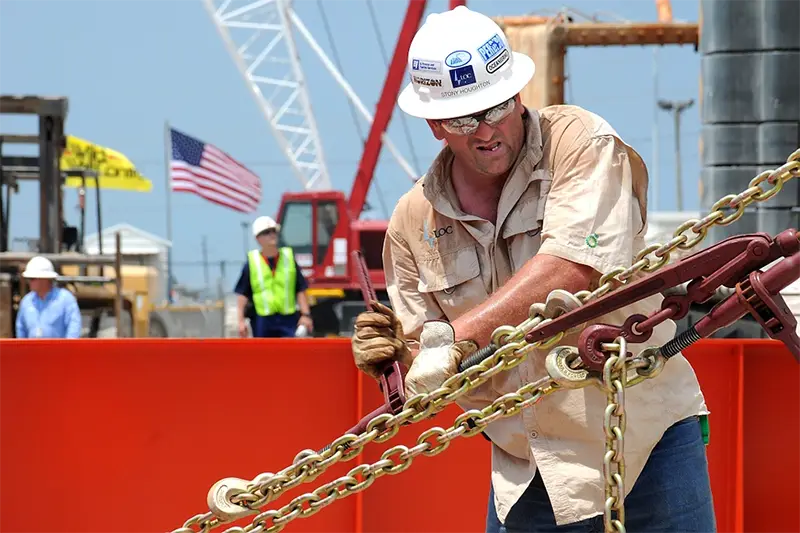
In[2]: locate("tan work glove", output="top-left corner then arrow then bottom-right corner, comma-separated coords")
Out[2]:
404,320 -> 478,398
352,301 -> 411,379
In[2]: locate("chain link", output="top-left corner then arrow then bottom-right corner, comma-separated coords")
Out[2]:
602,339 -> 628,533
172,148 -> 800,533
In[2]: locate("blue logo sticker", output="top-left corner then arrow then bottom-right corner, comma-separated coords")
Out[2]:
449,65 -> 476,89
444,50 -> 472,68
411,58 -> 442,74
477,34 -> 505,63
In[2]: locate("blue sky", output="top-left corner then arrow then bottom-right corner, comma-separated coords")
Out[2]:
0,0 -> 702,290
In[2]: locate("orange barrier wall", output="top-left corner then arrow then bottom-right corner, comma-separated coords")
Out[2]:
1,339 -> 797,533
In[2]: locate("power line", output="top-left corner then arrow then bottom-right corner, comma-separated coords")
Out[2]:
366,0 -> 422,177
315,0 -> 390,219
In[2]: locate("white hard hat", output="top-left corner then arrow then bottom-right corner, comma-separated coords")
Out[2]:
252,215 -> 280,236
397,6 -> 535,120
22,256 -> 58,279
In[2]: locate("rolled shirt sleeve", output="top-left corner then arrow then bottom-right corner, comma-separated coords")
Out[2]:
537,134 -> 647,274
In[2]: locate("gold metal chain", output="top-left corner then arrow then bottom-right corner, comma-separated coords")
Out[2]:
172,148 -> 800,533
602,338 -> 629,533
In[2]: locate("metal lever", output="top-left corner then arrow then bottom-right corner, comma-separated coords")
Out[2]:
458,229 -> 800,373
662,248 -> 800,362
311,251 -> 407,455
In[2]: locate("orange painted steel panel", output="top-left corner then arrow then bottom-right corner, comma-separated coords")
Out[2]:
742,343 -> 800,533
358,373 -> 491,533
682,342 -> 745,533
0,338 -> 797,533
0,339 -> 359,533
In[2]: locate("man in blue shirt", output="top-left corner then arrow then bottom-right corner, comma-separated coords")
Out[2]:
15,256 -> 82,339
234,216 -> 314,338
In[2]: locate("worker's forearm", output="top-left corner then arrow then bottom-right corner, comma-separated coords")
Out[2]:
236,295 -> 248,320
297,292 -> 311,315
451,253 -> 599,348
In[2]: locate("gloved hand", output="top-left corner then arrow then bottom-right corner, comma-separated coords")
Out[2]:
352,301 -> 411,379
404,320 -> 478,398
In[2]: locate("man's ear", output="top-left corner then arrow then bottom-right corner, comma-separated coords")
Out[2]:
426,119 -> 446,141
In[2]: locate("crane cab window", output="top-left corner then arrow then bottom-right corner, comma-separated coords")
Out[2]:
316,201 -> 338,265
278,202 -> 313,256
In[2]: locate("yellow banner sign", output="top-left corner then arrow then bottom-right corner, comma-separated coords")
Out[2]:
61,135 -> 152,193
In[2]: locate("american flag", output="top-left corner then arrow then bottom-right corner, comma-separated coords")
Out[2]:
169,128 -> 262,213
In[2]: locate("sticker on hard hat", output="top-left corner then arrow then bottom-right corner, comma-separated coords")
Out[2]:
486,48 -> 510,74
477,34 -> 506,63
449,65 -> 476,88
445,50 -> 472,68
413,75 -> 442,87
412,58 -> 442,74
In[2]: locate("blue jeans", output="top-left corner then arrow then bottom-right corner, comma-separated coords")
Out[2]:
486,416 -> 717,533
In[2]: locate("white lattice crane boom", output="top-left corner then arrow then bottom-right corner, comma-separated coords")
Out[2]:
203,0 -> 331,191
203,0 -> 419,193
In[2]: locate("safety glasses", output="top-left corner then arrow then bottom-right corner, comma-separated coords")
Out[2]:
437,97 -> 517,136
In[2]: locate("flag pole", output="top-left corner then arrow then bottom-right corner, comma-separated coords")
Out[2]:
164,120 -> 174,303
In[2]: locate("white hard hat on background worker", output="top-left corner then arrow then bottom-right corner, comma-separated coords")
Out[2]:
397,5 -> 535,120
21,256 -> 58,279
252,215 -> 280,236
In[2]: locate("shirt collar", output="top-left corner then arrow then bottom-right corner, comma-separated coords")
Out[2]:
31,287 -> 57,303
421,107 -> 545,221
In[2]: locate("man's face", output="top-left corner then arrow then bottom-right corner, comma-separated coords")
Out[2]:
29,278 -> 52,293
256,228 -> 278,248
427,95 -> 526,179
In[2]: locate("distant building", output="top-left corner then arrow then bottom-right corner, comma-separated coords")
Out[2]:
83,223 -> 171,304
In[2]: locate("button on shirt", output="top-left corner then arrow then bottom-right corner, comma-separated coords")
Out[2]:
15,287 -> 82,339
383,105 -> 709,526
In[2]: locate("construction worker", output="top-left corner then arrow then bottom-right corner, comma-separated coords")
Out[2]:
234,215 -> 314,338
15,256 -> 82,339
351,6 -> 715,533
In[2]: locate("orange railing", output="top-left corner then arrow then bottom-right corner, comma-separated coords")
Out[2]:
1,338 -> 797,533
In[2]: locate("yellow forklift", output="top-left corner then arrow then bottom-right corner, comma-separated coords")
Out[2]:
0,95 -> 140,338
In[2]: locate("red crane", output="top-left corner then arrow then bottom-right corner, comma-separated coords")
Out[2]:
270,0 -> 444,335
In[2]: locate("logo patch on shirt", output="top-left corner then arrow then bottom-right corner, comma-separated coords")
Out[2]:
423,220 -> 453,248
585,233 -> 599,248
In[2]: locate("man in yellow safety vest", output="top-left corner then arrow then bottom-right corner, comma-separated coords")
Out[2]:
234,215 -> 314,337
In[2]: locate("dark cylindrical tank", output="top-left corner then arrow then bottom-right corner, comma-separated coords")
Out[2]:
700,0 -> 799,243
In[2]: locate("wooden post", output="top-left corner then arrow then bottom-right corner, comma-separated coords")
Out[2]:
114,231 -> 122,337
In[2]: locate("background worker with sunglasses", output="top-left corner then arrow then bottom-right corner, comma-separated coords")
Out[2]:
351,5 -> 715,533
234,215 -> 314,338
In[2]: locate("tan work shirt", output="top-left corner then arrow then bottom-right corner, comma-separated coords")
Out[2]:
383,105 -> 709,526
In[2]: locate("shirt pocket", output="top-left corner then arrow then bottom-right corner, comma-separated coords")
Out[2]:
502,179 -> 551,271
416,246 -> 487,321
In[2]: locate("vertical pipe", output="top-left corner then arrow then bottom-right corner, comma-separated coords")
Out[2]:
164,121 -> 173,304
202,235 -> 209,295
652,48 -> 660,211
0,139 -> 6,252
674,108 -> 683,211
115,231 -> 122,337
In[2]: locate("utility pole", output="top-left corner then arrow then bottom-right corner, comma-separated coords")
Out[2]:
240,221 -> 249,257
202,235 -> 209,294
657,98 -> 694,211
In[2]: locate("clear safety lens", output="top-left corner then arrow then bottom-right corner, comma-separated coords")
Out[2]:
440,98 -> 516,135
